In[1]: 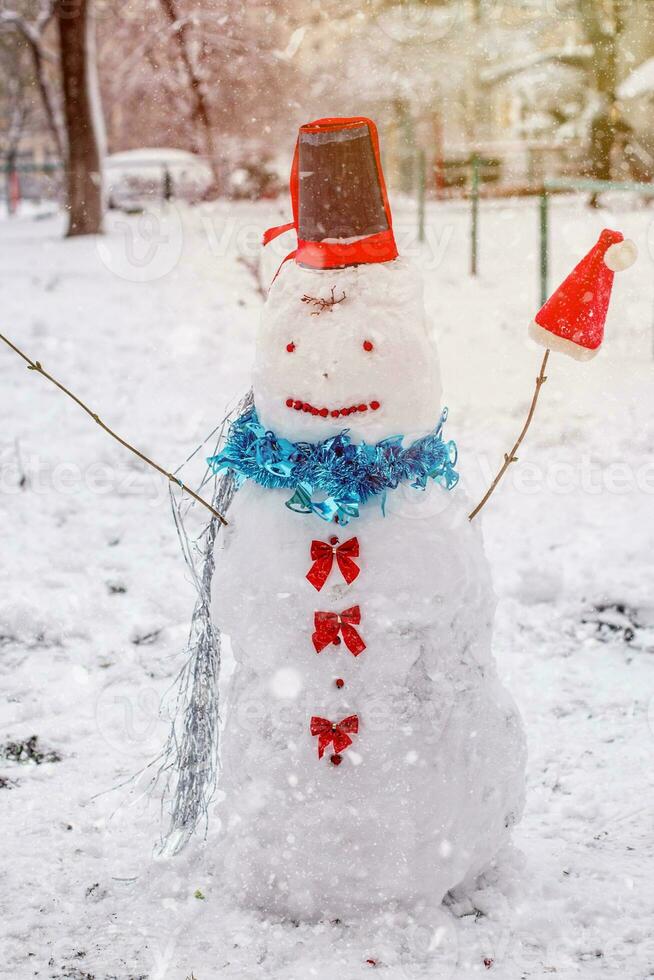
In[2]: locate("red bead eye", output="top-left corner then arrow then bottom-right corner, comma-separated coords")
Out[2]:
363,340 -> 374,352
286,342 -> 296,353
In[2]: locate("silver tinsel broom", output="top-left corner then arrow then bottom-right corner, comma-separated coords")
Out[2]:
155,389 -> 253,856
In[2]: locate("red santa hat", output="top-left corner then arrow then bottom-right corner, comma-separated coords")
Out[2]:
529,229 -> 637,360
263,116 -> 398,271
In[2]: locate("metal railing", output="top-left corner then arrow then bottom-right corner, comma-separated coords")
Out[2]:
539,177 -> 654,303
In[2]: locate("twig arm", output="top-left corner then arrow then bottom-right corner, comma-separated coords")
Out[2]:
468,348 -> 550,521
0,331 -> 228,525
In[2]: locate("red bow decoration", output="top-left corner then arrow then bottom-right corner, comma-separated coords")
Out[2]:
310,714 -> 359,759
306,536 -> 360,592
312,605 -> 366,656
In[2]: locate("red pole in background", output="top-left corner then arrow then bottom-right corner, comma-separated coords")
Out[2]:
8,169 -> 20,216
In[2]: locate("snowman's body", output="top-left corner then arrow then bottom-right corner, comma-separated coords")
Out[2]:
212,258 -> 526,919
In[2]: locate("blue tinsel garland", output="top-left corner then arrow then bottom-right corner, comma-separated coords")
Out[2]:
208,406 -> 459,524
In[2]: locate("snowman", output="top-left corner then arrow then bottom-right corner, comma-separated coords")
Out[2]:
208,117 -> 527,920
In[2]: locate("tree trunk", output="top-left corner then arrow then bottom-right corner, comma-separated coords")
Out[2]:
1,13 -> 65,162
55,0 -> 102,235
578,0 -> 625,193
28,37 -> 65,163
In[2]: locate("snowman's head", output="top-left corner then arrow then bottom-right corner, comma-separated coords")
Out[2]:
253,257 -> 443,443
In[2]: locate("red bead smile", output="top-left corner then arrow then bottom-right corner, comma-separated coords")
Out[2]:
284,398 -> 381,417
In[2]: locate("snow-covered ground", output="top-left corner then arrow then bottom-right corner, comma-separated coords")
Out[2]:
1,194 -> 653,979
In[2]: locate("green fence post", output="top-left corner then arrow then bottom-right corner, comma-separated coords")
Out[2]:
539,188 -> 549,306
4,163 -> 12,217
471,153 -> 480,276
417,148 -> 426,244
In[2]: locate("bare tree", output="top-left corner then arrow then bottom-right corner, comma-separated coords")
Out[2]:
96,0 -> 298,188
0,1 -> 64,160
55,0 -> 102,234
157,0 -> 221,190
1,64 -> 30,214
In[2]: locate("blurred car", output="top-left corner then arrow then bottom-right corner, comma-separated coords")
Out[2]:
228,161 -> 284,200
105,148 -> 214,208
